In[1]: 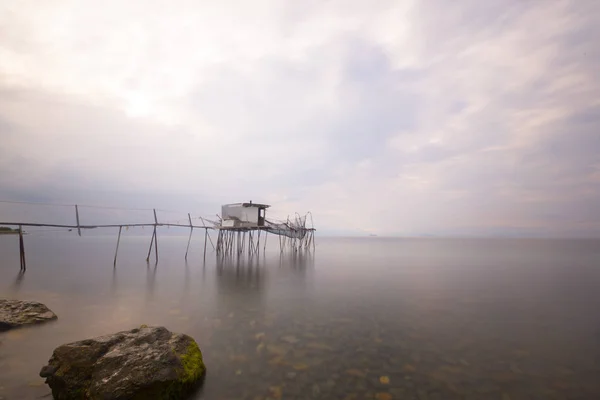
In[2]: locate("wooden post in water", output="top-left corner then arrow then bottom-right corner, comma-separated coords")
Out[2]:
216,230 -> 222,254
263,230 -> 269,254
227,231 -> 232,256
308,211 -> 315,252
221,231 -> 225,255
263,230 -> 268,252
185,213 -> 193,261
153,209 -> 159,262
207,229 -> 215,250
203,228 -> 208,260
75,205 -> 81,236
18,225 -> 26,271
222,231 -> 226,255
200,217 -> 215,250
255,230 -> 261,255
221,231 -> 226,255
145,209 -> 159,263
146,229 -> 156,262
114,226 -> 122,267
248,231 -> 253,257
218,230 -> 223,255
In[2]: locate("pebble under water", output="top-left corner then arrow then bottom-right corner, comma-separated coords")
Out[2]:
1,235 -> 599,400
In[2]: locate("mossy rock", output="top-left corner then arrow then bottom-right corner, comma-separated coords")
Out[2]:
40,326 -> 206,399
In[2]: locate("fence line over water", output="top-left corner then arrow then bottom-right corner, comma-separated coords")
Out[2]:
0,200 -> 222,272
0,200 -> 315,273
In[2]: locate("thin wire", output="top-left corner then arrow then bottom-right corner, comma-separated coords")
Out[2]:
29,230 -> 73,234
25,227 -> 76,235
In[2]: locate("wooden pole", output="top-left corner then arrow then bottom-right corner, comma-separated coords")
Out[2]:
221,231 -> 225,255
264,230 -> 268,252
307,212 -> 315,252
220,231 -> 225,255
203,228 -> 208,260
153,209 -> 159,263
229,231 -> 232,255
185,213 -> 193,260
18,224 -> 26,271
215,231 -> 218,254
230,231 -> 234,256
114,226 -> 122,267
200,217 -> 215,249
146,229 -> 155,262
248,231 -> 253,257
75,205 -> 81,236
207,230 -> 215,250
256,230 -> 261,255
228,231 -> 231,255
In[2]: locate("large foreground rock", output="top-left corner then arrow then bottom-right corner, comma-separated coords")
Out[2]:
0,299 -> 57,331
40,326 -> 205,400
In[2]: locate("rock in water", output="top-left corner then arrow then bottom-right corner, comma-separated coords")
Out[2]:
0,299 -> 57,331
40,326 -> 206,400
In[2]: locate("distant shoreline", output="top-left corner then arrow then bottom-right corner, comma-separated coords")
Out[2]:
0,226 -> 19,235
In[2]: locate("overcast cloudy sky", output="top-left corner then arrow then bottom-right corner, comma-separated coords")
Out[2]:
1,0 -> 599,237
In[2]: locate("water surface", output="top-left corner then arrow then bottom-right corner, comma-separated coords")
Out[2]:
1,234 -> 599,399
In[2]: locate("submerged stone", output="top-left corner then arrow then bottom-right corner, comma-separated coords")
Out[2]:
0,299 -> 57,331
39,325 -> 205,400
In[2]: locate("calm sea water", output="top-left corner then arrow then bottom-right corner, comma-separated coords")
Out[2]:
1,234 -> 599,400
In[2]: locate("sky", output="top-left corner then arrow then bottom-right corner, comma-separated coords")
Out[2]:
0,0 -> 599,237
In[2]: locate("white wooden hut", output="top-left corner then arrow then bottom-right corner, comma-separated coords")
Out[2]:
220,201 -> 270,229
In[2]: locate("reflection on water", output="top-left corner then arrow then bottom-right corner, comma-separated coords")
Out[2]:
12,271 -> 25,291
1,236 -> 600,399
145,262 -> 158,301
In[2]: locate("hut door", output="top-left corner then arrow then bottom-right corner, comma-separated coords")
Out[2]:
258,208 -> 265,226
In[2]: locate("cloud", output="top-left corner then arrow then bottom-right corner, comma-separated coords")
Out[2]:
0,0 -> 599,236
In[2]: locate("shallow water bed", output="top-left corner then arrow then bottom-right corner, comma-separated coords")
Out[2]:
1,236 -> 599,399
